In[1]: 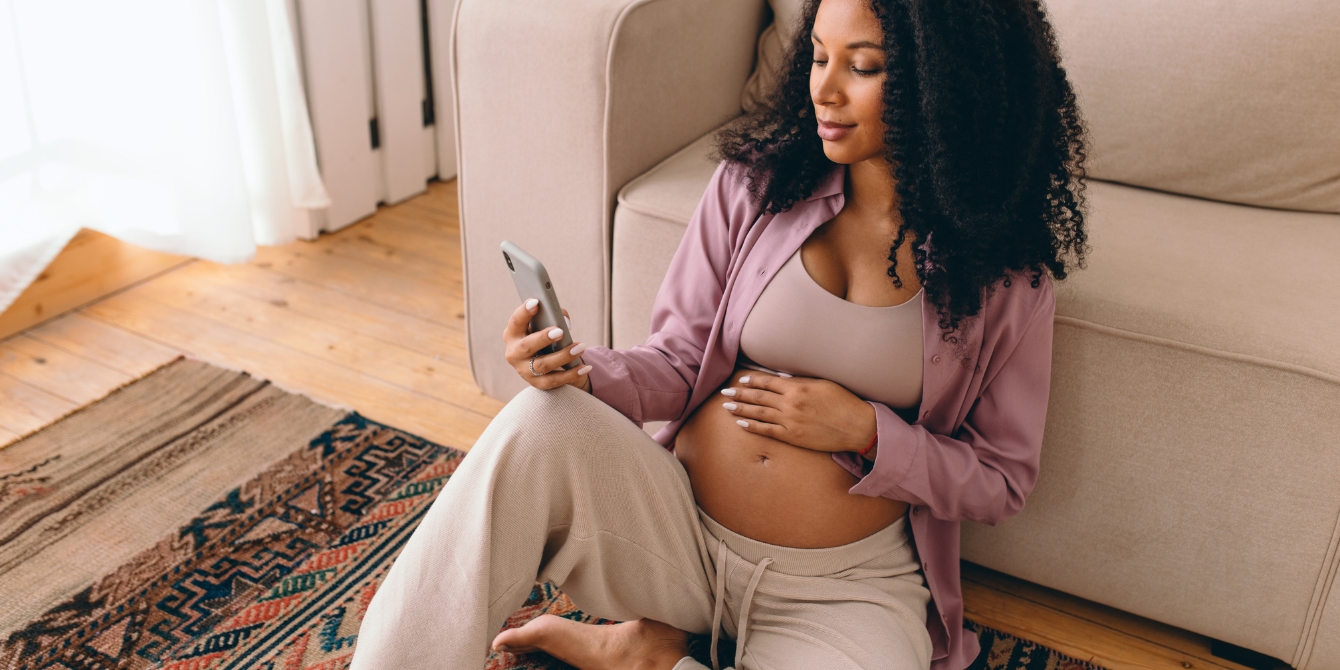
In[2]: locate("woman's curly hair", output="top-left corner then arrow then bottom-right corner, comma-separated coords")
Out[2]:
717,0 -> 1089,342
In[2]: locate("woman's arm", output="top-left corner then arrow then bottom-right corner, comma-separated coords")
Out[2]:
850,280 -> 1056,525
579,161 -> 759,426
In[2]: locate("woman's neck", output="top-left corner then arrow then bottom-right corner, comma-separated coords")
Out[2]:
843,157 -> 900,220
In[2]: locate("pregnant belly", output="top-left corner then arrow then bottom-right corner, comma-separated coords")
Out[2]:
674,369 -> 908,548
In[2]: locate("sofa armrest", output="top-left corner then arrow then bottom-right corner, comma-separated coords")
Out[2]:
452,0 -> 766,400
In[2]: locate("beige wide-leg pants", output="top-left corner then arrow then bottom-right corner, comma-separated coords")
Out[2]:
350,386 -> 933,670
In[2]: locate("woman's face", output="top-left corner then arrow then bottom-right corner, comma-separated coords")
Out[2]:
809,0 -> 888,164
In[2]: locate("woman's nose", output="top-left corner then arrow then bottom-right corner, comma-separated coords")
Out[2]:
811,67 -> 841,106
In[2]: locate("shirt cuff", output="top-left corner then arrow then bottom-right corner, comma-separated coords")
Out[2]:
847,401 -> 922,498
579,346 -> 641,424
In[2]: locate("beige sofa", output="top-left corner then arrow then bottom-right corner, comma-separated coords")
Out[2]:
450,0 -> 1340,666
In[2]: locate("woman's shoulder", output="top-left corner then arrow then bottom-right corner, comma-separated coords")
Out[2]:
707,158 -> 757,202
983,268 -> 1056,327
695,159 -> 767,241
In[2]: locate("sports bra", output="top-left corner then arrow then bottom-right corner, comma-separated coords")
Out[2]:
738,248 -> 924,411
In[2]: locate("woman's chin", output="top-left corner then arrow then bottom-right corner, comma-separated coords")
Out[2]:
820,142 -> 861,164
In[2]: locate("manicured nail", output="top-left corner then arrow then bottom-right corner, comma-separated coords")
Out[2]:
740,376 -> 750,384
547,328 -> 563,340
525,298 -> 538,310
495,644 -> 511,653
736,419 -> 749,428
570,342 -> 587,356
778,372 -> 793,378
720,388 -> 737,397
722,402 -> 738,411
577,365 -> 592,376
565,315 -> 572,329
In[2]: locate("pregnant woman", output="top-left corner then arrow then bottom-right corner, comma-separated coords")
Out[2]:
352,0 -> 1087,668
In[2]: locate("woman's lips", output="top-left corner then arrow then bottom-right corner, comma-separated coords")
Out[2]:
817,120 -> 855,141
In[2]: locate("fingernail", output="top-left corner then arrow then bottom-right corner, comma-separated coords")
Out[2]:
570,342 -> 587,356
723,402 -> 737,411
720,388 -> 737,397
577,365 -> 592,376
778,372 -> 793,378
736,419 -> 749,428
564,315 -> 572,328
548,328 -> 563,340
525,298 -> 538,310
740,376 -> 750,384
495,645 -> 510,653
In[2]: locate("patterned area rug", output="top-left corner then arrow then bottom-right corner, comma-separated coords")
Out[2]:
0,362 -> 1106,670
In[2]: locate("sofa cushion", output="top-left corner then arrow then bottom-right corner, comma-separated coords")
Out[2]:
740,0 -> 804,113
1046,0 -> 1340,213
612,132 -> 721,350
1057,181 -> 1340,379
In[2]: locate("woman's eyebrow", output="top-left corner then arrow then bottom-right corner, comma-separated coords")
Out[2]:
810,35 -> 883,50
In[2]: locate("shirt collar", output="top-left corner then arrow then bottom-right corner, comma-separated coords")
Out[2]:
804,162 -> 847,202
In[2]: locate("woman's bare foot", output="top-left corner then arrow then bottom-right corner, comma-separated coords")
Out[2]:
491,615 -> 690,670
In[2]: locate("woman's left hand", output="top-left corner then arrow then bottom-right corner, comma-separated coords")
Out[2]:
721,372 -> 876,453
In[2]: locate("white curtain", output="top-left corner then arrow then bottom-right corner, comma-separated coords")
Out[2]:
0,0 -> 330,313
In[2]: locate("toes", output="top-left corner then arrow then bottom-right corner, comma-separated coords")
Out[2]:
492,614 -> 561,653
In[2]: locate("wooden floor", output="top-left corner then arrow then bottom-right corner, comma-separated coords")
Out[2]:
0,180 -> 1255,670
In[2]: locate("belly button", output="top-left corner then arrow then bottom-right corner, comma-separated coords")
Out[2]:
755,454 -> 770,465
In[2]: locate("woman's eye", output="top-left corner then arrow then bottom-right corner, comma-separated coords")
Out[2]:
812,58 -> 828,67
853,66 -> 883,76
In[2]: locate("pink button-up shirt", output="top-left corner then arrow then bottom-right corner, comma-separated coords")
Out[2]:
583,160 -> 1056,670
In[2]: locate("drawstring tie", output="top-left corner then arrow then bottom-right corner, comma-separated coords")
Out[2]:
709,536 -> 774,670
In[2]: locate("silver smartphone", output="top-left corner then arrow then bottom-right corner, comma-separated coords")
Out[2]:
501,240 -> 580,370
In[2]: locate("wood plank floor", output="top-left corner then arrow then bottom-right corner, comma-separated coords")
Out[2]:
0,228 -> 190,340
0,180 -> 1256,670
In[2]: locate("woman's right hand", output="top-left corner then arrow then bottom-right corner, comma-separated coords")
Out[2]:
504,299 -> 593,391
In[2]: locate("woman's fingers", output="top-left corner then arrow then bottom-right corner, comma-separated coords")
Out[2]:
719,385 -> 780,408
736,372 -> 795,391
530,341 -> 588,376
734,418 -> 786,441
502,301 -> 591,391
513,326 -> 567,362
531,362 -> 593,390
721,400 -> 780,424
504,299 -> 539,345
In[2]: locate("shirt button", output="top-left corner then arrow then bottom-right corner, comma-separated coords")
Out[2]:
932,355 -> 942,364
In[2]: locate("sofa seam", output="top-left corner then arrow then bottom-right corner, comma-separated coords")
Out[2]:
1294,508 -> 1340,669
1052,315 -> 1340,385
602,0 -> 666,350
615,199 -> 698,228
614,125 -> 730,226
450,0 -> 478,384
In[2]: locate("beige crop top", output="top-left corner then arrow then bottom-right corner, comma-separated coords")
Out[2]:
738,249 -> 924,410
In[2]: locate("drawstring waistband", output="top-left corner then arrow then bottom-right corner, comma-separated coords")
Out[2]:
734,556 -> 773,669
709,536 -> 774,670
710,538 -> 726,670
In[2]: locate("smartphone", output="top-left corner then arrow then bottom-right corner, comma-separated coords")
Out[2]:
501,240 -> 580,370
